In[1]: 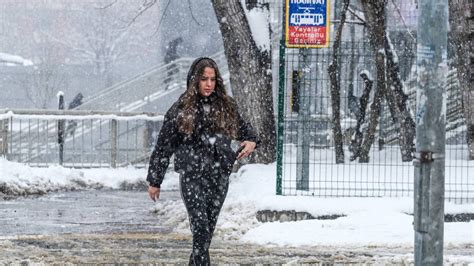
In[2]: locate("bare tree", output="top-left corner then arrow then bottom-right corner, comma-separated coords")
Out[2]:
328,0 -> 350,164
356,0 -> 388,163
346,0 -> 415,163
384,34 -> 415,161
449,0 -> 474,160
350,71 -> 373,161
57,1 -> 155,87
210,0 -> 276,164
21,35 -> 67,109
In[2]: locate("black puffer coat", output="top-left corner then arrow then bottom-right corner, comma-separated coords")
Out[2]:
146,92 -> 259,188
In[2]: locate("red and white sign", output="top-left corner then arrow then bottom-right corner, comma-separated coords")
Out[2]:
285,0 -> 330,48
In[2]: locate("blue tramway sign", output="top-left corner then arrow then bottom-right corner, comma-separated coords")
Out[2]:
285,0 -> 330,48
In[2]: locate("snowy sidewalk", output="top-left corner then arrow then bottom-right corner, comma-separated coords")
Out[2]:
0,158 -> 473,264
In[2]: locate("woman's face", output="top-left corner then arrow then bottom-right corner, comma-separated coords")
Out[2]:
198,67 -> 216,97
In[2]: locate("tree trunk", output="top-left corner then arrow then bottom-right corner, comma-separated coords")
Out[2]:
350,71 -> 373,161
211,0 -> 276,164
385,35 -> 415,161
358,0 -> 387,163
449,0 -> 474,160
328,0 -> 350,164
347,10 -> 356,113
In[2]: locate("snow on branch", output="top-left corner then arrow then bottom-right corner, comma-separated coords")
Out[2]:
240,0 -> 270,52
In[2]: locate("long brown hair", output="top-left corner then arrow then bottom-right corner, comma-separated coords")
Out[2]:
178,58 -> 238,138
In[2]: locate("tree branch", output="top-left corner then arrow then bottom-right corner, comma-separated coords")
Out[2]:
187,0 -> 203,26
347,7 -> 366,25
152,0 -> 171,35
390,0 -> 416,41
97,0 -> 118,10
328,0 -> 350,164
127,0 -> 158,28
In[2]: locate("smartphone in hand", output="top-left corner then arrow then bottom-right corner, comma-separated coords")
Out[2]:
235,145 -> 244,157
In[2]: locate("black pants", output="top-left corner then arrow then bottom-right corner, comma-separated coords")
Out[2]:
179,171 -> 229,266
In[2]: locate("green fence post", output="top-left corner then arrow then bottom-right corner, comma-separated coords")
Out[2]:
276,40 -> 286,196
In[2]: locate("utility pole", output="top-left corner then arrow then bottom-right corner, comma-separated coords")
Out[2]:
413,0 -> 448,265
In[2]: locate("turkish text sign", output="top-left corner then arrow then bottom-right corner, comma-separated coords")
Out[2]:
285,0 -> 330,48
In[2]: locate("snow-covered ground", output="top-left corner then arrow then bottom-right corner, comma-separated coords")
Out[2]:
0,158 -> 473,262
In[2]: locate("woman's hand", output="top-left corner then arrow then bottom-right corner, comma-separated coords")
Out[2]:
148,185 -> 160,202
237,141 -> 257,160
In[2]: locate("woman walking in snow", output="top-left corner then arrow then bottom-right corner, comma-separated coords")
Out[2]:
146,57 -> 259,265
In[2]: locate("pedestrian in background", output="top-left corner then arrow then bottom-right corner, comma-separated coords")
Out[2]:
164,37 -> 183,90
146,57 -> 259,265
66,92 -> 83,136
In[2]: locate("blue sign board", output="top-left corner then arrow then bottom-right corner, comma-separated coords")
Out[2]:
285,0 -> 330,48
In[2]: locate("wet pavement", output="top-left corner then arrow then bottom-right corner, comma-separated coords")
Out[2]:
0,190 -> 472,264
0,190 -> 176,236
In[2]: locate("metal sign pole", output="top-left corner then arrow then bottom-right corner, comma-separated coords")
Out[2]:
413,0 -> 448,265
57,92 -> 65,166
296,48 -> 310,190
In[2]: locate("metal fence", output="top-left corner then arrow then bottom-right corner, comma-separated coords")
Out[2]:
0,109 -> 163,168
276,38 -> 474,203
273,0 -> 473,203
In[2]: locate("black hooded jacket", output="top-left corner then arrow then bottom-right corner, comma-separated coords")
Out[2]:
146,80 -> 260,189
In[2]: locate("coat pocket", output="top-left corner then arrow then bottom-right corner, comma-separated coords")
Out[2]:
214,137 -> 237,176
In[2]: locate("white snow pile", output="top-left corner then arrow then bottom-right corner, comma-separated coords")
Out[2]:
0,52 -> 34,66
152,163 -> 473,251
0,158 -> 178,197
221,164 -> 473,248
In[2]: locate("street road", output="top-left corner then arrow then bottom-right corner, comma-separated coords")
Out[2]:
0,190 -> 471,264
